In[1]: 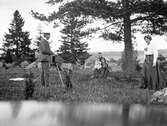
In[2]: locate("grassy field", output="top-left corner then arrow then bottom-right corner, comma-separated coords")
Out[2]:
0,67 -> 155,104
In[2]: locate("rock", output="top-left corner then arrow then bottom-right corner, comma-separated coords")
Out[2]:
151,88 -> 167,104
21,61 -> 29,68
6,63 -> 13,68
164,91 -> 167,96
25,62 -> 37,70
153,91 -> 164,97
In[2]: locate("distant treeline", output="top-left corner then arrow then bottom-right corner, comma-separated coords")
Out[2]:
90,49 -> 167,61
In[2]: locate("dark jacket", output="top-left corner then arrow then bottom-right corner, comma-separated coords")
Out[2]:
39,38 -> 53,62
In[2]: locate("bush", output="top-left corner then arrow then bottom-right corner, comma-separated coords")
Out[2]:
109,58 -> 117,63
158,54 -> 167,72
158,54 -> 166,61
1,51 -> 13,63
136,60 -> 142,72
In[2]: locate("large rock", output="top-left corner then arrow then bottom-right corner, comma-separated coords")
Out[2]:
25,61 -> 42,69
151,88 -> 167,104
21,61 -> 29,68
5,63 -> 13,68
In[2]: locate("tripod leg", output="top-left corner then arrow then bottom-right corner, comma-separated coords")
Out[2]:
56,65 -> 65,87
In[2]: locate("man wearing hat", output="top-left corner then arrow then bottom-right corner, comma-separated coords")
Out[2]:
39,31 -> 53,87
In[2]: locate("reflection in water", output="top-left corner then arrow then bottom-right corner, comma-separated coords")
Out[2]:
129,105 -> 167,126
56,103 -> 123,126
129,104 -> 146,121
11,101 -> 22,119
0,102 -> 166,126
0,102 -> 11,121
28,102 -> 64,121
122,104 -> 129,126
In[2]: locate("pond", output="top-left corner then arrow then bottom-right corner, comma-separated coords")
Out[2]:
0,101 -> 166,126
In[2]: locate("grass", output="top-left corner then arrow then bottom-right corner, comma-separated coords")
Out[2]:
0,67 -> 155,104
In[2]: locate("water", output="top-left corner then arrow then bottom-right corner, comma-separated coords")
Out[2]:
0,101 -> 167,126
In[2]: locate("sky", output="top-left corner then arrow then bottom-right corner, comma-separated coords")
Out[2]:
0,0 -> 167,53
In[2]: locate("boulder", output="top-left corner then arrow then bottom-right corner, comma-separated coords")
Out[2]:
6,63 -> 13,68
25,62 -> 37,70
151,88 -> 167,104
21,61 -> 29,68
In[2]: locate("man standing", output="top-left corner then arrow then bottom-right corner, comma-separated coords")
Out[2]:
39,32 -> 53,87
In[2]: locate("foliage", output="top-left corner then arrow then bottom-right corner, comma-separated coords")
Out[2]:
57,14 -> 91,64
1,50 -> 13,63
2,10 -> 35,63
109,58 -> 117,63
41,0 -> 167,37
158,53 -> 166,61
158,54 -> 167,72
135,60 -> 142,72
58,51 -> 91,64
31,0 -> 167,72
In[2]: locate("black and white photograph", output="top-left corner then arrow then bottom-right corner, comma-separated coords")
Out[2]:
0,0 -> 167,125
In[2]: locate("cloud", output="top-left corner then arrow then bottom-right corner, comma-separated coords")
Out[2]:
0,0 -> 45,9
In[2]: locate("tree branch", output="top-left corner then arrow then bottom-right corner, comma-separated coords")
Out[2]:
131,15 -> 167,23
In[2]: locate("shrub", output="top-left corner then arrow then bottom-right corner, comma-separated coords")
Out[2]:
109,58 -> 117,63
158,54 -> 167,72
158,53 -> 166,61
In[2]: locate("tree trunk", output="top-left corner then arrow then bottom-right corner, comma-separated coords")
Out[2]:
122,0 -> 135,73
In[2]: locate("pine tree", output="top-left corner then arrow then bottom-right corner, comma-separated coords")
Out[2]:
2,10 -> 35,63
57,15 -> 90,64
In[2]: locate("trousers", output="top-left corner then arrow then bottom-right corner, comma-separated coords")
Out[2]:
142,55 -> 162,90
41,61 -> 49,87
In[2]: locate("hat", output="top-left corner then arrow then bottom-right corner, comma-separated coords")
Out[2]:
42,32 -> 50,35
144,35 -> 152,40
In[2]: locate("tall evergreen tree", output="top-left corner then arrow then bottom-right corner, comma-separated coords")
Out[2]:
32,0 -> 167,72
2,10 -> 34,63
57,14 -> 90,64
